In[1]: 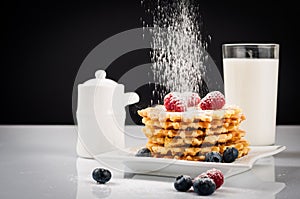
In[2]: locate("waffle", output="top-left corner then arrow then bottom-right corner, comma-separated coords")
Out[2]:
147,134 -> 228,146
142,115 -> 244,130
143,127 -> 245,138
138,105 -> 245,122
138,105 -> 250,162
147,139 -> 250,160
145,130 -> 245,147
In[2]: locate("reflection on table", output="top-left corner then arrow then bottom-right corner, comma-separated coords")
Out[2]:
76,155 -> 285,199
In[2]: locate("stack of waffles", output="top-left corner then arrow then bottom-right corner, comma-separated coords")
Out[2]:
138,105 -> 250,161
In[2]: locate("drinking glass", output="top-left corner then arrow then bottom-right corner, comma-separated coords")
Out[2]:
222,44 -> 279,145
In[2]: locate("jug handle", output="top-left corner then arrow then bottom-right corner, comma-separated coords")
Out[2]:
124,92 -> 139,105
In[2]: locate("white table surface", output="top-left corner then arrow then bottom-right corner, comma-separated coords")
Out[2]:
0,125 -> 299,199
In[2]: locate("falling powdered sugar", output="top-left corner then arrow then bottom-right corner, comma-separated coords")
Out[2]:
143,0 -> 208,99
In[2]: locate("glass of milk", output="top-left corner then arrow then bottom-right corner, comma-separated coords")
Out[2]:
222,44 -> 279,145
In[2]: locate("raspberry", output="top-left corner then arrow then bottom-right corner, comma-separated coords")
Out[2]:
205,168 -> 224,189
187,92 -> 201,107
193,173 -> 209,182
200,91 -> 225,110
164,92 -> 186,112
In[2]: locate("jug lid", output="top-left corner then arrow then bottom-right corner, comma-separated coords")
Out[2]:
82,70 -> 118,86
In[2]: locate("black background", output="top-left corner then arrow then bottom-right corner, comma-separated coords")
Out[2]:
1,0 -> 299,125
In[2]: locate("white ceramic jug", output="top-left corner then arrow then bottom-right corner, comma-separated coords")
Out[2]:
76,70 -> 139,158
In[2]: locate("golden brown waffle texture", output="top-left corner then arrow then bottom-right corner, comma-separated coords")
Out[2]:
138,105 -> 250,161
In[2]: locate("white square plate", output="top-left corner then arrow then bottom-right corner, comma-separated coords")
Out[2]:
94,145 -> 286,178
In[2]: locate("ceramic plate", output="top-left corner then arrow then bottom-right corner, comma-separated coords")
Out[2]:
94,145 -> 286,178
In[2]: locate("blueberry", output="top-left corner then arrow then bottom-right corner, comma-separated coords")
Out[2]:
223,147 -> 239,163
92,168 -> 112,184
205,152 -> 222,162
174,175 -> 193,192
135,147 -> 152,157
193,177 -> 216,196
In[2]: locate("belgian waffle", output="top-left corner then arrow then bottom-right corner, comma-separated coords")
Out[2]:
144,129 -> 245,147
142,127 -> 245,138
146,139 -> 250,161
137,105 -> 250,162
138,105 -> 245,122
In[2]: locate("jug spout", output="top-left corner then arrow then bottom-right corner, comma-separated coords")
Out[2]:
124,92 -> 139,106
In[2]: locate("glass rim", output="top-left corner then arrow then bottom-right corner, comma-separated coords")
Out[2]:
222,43 -> 279,48
222,43 -> 279,59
